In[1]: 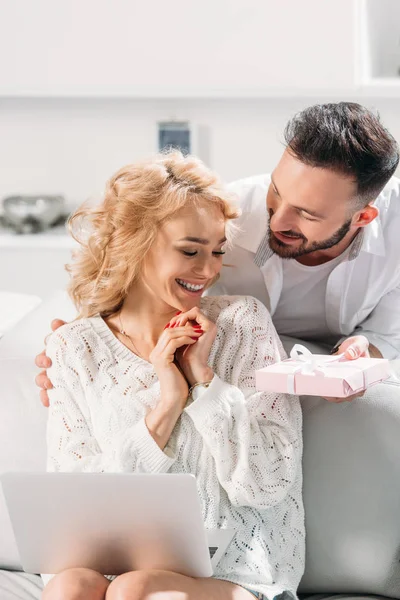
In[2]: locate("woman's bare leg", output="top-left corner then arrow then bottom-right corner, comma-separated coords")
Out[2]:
106,569 -> 257,600
42,568 -> 110,600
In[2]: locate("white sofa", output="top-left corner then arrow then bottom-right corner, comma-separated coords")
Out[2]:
1,292 -> 400,600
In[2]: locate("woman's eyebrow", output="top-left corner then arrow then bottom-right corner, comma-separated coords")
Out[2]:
178,236 -> 227,245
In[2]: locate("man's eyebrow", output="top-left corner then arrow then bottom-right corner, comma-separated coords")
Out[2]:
178,236 -> 227,245
270,176 -> 324,219
271,176 -> 281,197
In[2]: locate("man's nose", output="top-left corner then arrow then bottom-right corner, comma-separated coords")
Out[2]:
270,205 -> 296,232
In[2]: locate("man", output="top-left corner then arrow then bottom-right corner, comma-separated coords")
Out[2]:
36,102 -> 400,404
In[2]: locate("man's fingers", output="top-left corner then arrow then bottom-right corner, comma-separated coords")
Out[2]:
344,345 -> 367,359
323,391 -> 364,403
323,396 -> 348,403
40,389 -> 50,408
35,351 -> 51,369
51,319 -> 66,331
35,371 -> 53,390
339,335 -> 369,360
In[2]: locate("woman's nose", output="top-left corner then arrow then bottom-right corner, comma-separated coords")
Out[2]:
194,260 -> 218,279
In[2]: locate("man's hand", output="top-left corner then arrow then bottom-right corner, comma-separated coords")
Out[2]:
35,319 -> 66,407
323,335 -> 371,404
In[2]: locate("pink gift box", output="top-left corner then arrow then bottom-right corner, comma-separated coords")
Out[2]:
255,344 -> 391,397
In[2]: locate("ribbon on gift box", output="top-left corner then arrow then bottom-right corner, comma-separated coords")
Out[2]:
285,344 -> 365,395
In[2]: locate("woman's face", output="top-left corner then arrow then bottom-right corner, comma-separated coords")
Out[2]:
139,203 -> 227,312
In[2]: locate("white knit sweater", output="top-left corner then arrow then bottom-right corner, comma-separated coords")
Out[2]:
46,295 -> 305,598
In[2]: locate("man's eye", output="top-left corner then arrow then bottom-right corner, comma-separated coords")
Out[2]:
213,251 -> 226,256
302,212 -> 318,222
182,250 -> 197,256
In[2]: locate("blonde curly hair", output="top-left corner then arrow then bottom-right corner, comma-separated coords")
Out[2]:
66,151 -> 240,318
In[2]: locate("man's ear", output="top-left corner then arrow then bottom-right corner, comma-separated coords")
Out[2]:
353,203 -> 379,228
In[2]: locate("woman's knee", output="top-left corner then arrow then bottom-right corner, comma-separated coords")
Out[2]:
107,570 -> 176,600
42,568 -> 109,600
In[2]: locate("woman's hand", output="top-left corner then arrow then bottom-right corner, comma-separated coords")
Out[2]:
146,324 -> 203,450
170,307 -> 216,387
149,324 -> 202,411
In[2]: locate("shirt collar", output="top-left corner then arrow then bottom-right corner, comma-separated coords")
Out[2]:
235,195 -> 269,255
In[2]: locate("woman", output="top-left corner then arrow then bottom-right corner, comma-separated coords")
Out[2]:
42,151 -> 304,600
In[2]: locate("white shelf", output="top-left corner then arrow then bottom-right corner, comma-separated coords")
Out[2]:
0,85 -> 361,99
359,78 -> 400,96
0,225 -> 76,249
2,83 -> 400,99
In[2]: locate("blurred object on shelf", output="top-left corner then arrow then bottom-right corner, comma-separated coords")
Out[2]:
2,195 -> 65,234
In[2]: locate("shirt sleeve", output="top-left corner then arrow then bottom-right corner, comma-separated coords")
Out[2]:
185,296 -> 302,510
46,330 -> 175,474
336,281 -> 400,360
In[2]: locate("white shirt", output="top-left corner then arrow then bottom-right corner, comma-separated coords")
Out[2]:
273,246 -> 351,343
208,174 -> 400,359
45,295 -> 304,598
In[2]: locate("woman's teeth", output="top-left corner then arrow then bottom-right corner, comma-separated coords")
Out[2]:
176,279 -> 205,292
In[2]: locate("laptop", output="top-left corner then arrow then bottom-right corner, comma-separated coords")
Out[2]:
1,472 -> 234,578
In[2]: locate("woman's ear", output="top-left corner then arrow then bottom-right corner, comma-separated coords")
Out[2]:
353,203 -> 379,228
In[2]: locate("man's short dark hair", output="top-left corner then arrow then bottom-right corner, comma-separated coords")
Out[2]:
284,102 -> 399,205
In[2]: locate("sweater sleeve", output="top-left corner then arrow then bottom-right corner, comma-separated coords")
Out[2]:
46,329 -> 175,474
185,296 -> 302,510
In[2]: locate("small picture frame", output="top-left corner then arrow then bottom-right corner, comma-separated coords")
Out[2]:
158,121 -> 191,154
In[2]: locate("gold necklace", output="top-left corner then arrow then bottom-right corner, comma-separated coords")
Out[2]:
118,311 -> 144,359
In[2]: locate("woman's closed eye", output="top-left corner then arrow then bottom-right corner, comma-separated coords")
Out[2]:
182,250 -> 226,257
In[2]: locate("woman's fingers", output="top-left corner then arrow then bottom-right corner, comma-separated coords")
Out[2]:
150,323 -> 205,370
169,307 -> 210,330
158,327 -> 202,352
164,336 -> 198,357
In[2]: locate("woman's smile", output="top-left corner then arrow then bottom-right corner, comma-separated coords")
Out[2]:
176,278 -> 206,296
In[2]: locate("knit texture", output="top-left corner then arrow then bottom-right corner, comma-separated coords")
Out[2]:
46,295 -> 305,598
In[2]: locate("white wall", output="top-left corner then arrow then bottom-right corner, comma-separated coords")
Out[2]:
1,97 -> 399,211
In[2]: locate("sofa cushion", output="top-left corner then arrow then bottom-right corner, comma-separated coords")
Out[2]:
299,381 -> 400,598
0,290 -> 75,361
0,292 -> 76,570
0,570 -> 42,600
279,338 -> 400,599
0,292 -> 41,339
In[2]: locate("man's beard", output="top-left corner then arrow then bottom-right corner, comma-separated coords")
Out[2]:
268,216 -> 352,259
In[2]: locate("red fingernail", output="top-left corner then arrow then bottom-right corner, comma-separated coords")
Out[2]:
175,311 -> 181,315
164,323 -> 170,329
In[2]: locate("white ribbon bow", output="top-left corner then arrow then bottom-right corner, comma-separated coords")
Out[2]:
286,344 -> 345,394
